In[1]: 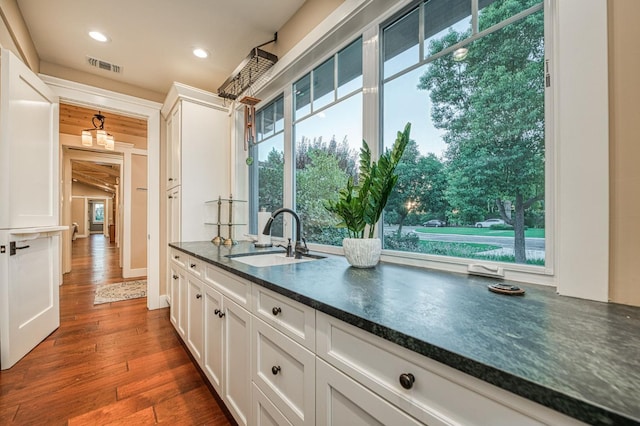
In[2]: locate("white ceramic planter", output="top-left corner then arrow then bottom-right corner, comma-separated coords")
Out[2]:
342,238 -> 382,268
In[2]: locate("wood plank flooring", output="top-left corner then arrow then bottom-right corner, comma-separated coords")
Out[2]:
0,235 -> 233,425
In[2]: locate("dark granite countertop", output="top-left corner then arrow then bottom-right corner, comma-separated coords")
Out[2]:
170,241 -> 640,426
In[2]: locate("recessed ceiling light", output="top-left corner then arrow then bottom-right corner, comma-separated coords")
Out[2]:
89,31 -> 109,43
193,48 -> 209,59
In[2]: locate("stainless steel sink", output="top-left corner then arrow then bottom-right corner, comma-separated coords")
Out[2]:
226,251 -> 324,267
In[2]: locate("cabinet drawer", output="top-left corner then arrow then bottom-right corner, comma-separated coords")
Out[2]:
316,313 -> 584,426
205,264 -> 251,308
252,285 -> 315,351
187,257 -> 203,278
253,383 -> 293,426
316,358 -> 427,426
252,317 -> 315,426
170,248 -> 186,268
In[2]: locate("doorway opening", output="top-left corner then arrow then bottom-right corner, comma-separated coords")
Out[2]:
61,103 -> 148,284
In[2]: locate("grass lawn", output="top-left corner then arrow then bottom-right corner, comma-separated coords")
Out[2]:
416,240 -> 545,265
415,226 -> 545,238
418,240 -> 501,257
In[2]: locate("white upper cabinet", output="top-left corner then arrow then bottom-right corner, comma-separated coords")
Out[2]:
162,82 -> 231,242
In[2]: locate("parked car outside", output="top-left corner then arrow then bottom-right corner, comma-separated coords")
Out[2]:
423,219 -> 446,227
475,218 -> 505,228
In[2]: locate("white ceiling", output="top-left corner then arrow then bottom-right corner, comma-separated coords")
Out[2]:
17,0 -> 306,96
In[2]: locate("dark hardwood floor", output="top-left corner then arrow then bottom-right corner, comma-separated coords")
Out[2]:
0,234 -> 232,425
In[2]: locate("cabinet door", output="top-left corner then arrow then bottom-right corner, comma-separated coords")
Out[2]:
186,276 -> 204,364
203,284 -> 224,395
169,265 -> 185,333
178,267 -> 188,338
166,102 -> 181,189
223,298 -> 251,426
167,188 -> 181,245
316,359 -> 424,426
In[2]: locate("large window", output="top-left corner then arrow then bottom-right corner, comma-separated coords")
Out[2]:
250,96 -> 285,237
248,0 -> 552,275
382,0 -> 546,266
293,38 -> 363,245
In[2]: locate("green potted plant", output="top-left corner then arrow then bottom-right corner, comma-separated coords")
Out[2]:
325,122 -> 411,267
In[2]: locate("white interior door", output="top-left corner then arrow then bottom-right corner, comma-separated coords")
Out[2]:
1,232 -> 60,369
0,48 -> 59,229
0,48 -> 60,369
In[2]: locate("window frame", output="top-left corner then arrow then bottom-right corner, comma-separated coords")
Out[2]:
249,94 -> 286,235
377,1 -> 551,278
238,0 -> 609,297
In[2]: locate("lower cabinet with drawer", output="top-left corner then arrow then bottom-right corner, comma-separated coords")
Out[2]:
169,253 -> 585,426
316,312 -> 585,426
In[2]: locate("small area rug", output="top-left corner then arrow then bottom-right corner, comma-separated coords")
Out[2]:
94,280 -> 147,305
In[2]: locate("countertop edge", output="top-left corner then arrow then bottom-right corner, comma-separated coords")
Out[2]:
170,243 -> 639,426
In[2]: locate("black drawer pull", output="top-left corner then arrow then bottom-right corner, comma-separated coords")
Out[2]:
272,365 -> 281,375
218,311 -> 225,318
272,306 -> 282,316
399,373 -> 415,389
174,255 -> 180,259
172,274 -> 178,280
196,294 -> 202,299
190,263 -> 196,268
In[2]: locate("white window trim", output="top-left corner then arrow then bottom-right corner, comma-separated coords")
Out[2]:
236,0 -> 610,301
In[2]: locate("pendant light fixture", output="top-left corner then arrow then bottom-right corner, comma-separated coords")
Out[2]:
81,111 -> 115,149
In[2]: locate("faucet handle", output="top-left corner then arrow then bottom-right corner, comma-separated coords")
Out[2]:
295,237 -> 309,257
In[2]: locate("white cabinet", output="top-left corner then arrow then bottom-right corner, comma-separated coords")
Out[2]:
163,83 -> 230,308
167,187 -> 180,245
201,266 -> 251,425
162,84 -> 230,243
166,101 -> 181,189
186,275 -> 204,365
169,263 -> 186,336
223,297 -> 252,426
316,358 -> 425,426
203,284 -> 224,394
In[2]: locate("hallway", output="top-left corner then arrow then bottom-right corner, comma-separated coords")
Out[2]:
0,235 -> 232,425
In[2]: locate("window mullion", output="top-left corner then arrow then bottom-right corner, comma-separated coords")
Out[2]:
362,27 -> 379,160
283,86 -> 294,210
471,0 -> 479,34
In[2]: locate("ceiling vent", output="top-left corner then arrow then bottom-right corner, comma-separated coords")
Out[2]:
86,56 -> 122,74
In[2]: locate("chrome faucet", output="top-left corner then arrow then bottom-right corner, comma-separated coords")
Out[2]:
262,208 -> 309,259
